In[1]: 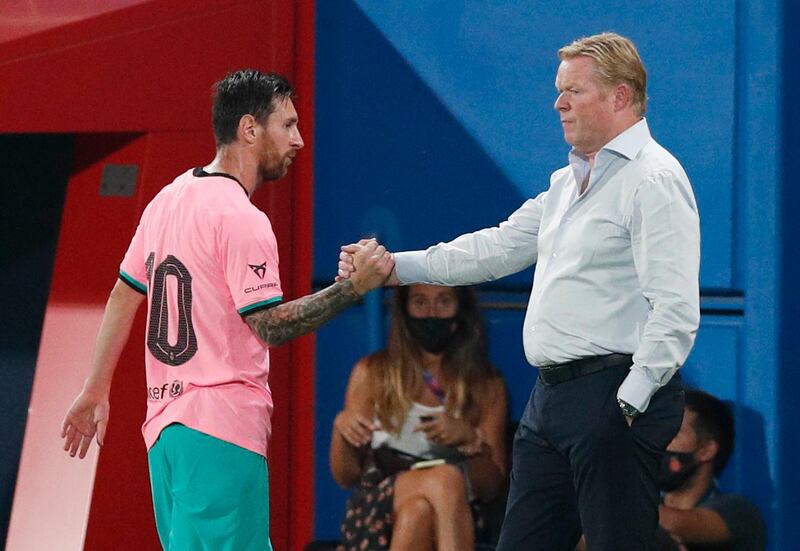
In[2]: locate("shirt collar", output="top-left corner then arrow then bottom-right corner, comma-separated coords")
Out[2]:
601,117 -> 651,160
566,118 -> 651,191
193,167 -> 249,198
568,117 -> 652,167
697,481 -> 720,506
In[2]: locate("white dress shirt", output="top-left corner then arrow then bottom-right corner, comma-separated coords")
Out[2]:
394,119 -> 700,412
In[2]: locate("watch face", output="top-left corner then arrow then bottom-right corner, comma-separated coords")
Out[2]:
618,400 -> 638,417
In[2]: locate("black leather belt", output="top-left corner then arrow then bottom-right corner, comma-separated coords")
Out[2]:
538,354 -> 633,385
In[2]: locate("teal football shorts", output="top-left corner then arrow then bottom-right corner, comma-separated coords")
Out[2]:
147,423 -> 273,550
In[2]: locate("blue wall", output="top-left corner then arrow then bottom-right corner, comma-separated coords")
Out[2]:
314,1 -> 787,548
779,0 -> 798,546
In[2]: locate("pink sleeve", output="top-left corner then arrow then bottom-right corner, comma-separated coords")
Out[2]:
220,208 -> 283,314
119,217 -> 149,294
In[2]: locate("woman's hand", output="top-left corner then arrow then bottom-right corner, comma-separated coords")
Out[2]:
414,413 -> 475,447
334,410 -> 376,448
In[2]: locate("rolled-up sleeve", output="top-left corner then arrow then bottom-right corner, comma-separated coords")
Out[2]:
618,169 -> 700,412
395,193 -> 547,285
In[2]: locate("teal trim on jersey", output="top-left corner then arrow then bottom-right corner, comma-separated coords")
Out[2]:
238,296 -> 283,315
119,270 -> 147,294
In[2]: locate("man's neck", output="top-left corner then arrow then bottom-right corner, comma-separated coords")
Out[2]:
204,147 -> 260,196
663,467 -> 715,510
575,115 -> 643,166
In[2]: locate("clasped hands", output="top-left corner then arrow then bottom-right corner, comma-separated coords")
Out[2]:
337,239 -> 398,290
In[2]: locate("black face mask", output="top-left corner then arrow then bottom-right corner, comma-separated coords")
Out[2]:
658,450 -> 700,492
406,317 -> 456,354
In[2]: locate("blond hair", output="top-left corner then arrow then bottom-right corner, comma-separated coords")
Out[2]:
559,32 -> 647,116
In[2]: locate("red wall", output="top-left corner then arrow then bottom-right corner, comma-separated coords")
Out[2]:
1,1 -> 315,549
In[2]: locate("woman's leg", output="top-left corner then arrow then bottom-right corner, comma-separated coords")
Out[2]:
390,496 -> 435,551
393,465 -> 474,551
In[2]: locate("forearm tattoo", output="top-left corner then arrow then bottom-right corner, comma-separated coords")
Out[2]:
245,280 -> 360,347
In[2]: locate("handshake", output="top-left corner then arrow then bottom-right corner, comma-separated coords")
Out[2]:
337,238 -> 399,295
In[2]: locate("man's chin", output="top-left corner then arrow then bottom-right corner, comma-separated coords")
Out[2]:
259,167 -> 288,183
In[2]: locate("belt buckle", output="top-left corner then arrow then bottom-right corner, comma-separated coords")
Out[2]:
539,364 -> 563,385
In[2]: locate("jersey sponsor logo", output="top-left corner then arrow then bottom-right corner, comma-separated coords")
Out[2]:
147,380 -> 184,402
244,282 -> 279,294
249,262 -> 267,279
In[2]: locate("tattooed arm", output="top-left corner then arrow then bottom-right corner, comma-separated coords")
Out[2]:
246,279 -> 359,347
245,240 -> 393,347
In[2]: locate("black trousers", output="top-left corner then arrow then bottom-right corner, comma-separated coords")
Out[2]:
496,360 -> 684,551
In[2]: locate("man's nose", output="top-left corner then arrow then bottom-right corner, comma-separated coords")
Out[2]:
292,129 -> 305,149
554,93 -> 568,111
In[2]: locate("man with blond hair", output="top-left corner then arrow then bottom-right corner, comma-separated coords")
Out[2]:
340,32 -> 700,550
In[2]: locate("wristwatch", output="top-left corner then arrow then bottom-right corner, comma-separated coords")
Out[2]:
618,398 -> 640,418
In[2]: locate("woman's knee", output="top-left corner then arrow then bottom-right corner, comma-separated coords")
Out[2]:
395,465 -> 469,512
422,464 -> 469,504
394,496 -> 434,530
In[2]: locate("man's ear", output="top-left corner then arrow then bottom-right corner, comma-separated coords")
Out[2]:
697,439 -> 719,464
237,114 -> 258,145
613,83 -> 632,112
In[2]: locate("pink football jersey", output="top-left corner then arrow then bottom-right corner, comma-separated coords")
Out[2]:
120,168 -> 282,456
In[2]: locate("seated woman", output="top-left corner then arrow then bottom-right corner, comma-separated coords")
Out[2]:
330,284 -> 507,551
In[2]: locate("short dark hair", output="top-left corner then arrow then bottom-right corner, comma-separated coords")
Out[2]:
685,389 -> 735,475
211,69 -> 295,146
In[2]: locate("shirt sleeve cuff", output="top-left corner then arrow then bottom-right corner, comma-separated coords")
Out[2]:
616,366 -> 660,413
238,296 -> 283,315
119,271 -> 147,295
394,250 -> 431,285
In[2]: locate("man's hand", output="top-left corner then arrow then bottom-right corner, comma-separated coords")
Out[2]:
334,410 -> 377,448
338,239 -> 399,287
347,240 -> 395,295
61,389 -> 109,459
336,239 -> 369,282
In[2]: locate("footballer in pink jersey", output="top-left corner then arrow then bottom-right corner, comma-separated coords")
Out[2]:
120,166 -> 283,457
62,70 -> 394,550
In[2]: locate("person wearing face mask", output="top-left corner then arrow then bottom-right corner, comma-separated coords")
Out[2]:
329,284 -> 508,551
656,389 -> 765,551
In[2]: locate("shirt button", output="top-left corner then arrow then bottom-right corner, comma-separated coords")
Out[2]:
531,325 -> 536,332
552,252 -> 558,258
